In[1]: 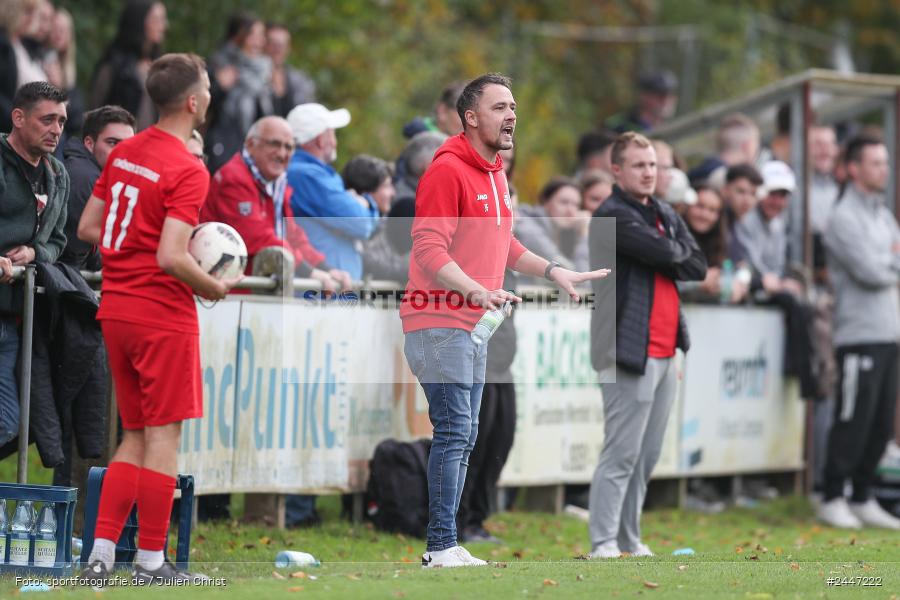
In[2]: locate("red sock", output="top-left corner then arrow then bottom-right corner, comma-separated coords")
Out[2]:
94,461 -> 141,542
136,468 -> 176,552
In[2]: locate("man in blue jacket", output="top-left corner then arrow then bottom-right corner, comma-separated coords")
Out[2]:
286,103 -> 380,282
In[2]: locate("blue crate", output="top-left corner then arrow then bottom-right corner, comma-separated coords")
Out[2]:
0,483 -> 77,576
81,467 -> 194,570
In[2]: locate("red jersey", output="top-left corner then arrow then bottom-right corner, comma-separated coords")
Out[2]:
93,126 -> 210,334
647,217 -> 679,358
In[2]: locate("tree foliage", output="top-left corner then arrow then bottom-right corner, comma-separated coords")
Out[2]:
56,0 -> 900,201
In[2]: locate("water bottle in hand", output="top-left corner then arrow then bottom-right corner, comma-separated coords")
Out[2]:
719,259 -> 734,305
471,301 -> 512,345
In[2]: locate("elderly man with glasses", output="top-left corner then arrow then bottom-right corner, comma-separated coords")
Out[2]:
201,115 -> 350,292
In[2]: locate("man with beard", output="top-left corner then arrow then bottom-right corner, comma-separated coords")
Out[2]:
403,73 -> 610,567
77,53 -> 241,585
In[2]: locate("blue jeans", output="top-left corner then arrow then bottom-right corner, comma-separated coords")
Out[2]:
404,327 -> 487,551
0,316 -> 20,446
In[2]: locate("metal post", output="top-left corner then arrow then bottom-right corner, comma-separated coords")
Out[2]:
16,264 -> 36,484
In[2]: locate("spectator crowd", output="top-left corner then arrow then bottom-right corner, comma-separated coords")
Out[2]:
2,0 -> 900,540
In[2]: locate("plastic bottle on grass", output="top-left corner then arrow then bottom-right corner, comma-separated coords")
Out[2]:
275,550 -> 320,568
471,301 -> 513,345
33,503 -> 57,567
9,500 -> 34,566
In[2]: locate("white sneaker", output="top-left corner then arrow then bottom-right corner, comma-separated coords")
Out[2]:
627,542 -> 654,557
816,497 -> 863,529
849,499 -> 900,530
421,545 -> 486,568
456,546 -> 487,565
588,540 -> 621,559
878,441 -> 900,475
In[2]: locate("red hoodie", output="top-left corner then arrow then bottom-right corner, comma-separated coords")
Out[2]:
400,133 -> 527,333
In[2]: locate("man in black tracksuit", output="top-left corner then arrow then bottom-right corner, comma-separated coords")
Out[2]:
587,132 -> 706,559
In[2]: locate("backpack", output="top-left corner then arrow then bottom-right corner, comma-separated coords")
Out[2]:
365,438 -> 431,537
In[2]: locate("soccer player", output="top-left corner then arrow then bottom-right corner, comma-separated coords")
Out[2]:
77,53 -> 241,584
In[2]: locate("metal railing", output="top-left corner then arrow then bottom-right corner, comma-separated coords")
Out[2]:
6,262 -> 570,484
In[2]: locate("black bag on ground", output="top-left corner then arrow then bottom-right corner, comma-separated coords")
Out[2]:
366,438 -> 431,537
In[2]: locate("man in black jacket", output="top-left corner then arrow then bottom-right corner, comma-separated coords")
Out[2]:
587,132 -> 706,559
60,105 -> 135,269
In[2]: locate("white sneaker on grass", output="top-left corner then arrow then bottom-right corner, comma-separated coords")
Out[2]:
849,499 -> 900,529
588,540 -> 621,559
627,542 -> 654,557
816,497 -> 863,529
421,545 -> 487,568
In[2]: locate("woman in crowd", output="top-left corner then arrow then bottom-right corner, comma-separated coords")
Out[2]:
206,12 -> 273,172
680,184 -> 750,303
579,169 -> 614,214
91,0 -> 167,131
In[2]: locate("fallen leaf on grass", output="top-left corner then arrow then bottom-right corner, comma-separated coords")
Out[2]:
243,543 -> 256,549
643,581 -> 659,589
748,554 -> 759,561
789,563 -> 800,571
543,579 -> 558,587
576,575 -> 584,581
400,557 -> 414,563
512,550 -> 524,559
734,547 -> 744,554
494,562 -> 509,568
492,573 -> 502,579
346,574 -> 362,581
677,565 -> 687,572
393,592 -> 406,599
287,586 -> 303,592
773,547 -> 783,557
291,571 -> 307,579
272,571 -> 286,580
850,537 -> 856,546
195,534 -> 206,544
260,536 -> 272,545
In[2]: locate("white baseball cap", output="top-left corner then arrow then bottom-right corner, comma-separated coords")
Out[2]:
287,103 -> 351,145
664,168 -> 698,206
760,160 -> 796,195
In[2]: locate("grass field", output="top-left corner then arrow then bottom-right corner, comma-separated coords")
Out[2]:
2,452 -> 900,598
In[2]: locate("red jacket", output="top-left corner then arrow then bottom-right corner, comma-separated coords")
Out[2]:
400,133 -> 527,333
202,153 -> 324,274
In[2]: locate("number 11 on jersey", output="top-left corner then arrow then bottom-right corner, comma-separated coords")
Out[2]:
102,181 -> 140,251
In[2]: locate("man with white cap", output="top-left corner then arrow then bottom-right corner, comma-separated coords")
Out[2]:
286,102 -> 380,282
735,160 -> 799,294
736,160 -> 818,399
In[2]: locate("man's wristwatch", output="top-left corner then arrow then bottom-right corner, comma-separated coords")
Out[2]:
544,261 -> 561,281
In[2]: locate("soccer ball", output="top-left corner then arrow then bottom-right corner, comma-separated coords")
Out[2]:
189,222 -> 248,280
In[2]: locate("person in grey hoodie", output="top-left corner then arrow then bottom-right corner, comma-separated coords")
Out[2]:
818,134 -> 900,530
515,176 -> 589,284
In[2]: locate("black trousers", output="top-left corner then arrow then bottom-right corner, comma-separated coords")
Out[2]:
823,343 -> 898,502
768,291 -> 819,399
456,382 -> 516,531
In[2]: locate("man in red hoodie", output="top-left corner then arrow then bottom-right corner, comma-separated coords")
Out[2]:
402,73 -> 610,568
